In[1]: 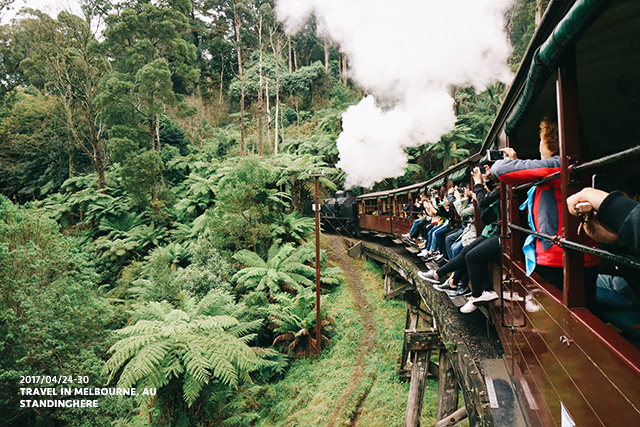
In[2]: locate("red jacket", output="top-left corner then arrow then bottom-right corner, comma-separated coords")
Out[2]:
492,156 -> 599,268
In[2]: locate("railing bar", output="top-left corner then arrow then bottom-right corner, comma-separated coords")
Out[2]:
508,224 -> 640,269
511,145 -> 640,192
573,145 -> 640,172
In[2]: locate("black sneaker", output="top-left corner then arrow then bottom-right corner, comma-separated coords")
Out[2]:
433,282 -> 457,292
425,252 -> 441,261
433,256 -> 448,267
454,286 -> 471,297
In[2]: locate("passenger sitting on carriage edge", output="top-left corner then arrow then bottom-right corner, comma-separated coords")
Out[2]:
492,117 -> 600,304
403,193 -> 428,244
426,193 -> 455,256
418,166 -> 501,311
445,185 -> 475,260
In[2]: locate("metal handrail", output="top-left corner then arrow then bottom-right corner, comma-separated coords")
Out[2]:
571,145 -> 640,173
508,224 -> 640,269
511,145 -> 640,192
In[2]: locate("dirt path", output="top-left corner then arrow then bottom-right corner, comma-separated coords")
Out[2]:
324,235 -> 378,427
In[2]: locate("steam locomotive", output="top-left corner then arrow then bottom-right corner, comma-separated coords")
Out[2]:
320,190 -> 359,237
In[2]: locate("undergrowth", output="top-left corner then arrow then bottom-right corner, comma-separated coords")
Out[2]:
252,254 -> 440,426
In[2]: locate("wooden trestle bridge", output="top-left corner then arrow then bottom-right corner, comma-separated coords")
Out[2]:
346,236 -> 528,427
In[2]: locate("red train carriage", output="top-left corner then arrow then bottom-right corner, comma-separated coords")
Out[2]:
356,0 -> 640,425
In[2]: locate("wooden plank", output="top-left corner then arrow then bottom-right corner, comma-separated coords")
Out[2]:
406,330 -> 441,352
405,350 -> 430,427
437,349 -> 459,420
432,407 -> 468,427
387,283 -> 414,300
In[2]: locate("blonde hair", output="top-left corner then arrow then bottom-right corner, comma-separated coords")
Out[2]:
540,116 -> 559,155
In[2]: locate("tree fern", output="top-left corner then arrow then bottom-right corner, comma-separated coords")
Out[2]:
102,290 -> 263,409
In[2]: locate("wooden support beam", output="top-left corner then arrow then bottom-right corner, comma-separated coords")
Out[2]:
387,283 -> 414,300
431,406 -> 468,427
436,349 -> 459,420
385,274 -> 394,295
347,241 -> 363,258
405,350 -> 430,427
405,330 -> 440,351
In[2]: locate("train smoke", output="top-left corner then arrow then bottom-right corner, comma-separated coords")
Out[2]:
275,0 -> 514,189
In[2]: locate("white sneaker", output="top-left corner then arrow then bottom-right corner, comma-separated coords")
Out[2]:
460,297 -> 477,313
525,295 -> 541,312
417,249 -> 429,257
474,290 -> 499,303
502,291 -> 524,302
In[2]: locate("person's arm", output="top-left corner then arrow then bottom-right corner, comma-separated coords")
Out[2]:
491,155 -> 561,185
454,198 -> 474,221
568,189 -> 640,253
476,187 -> 500,225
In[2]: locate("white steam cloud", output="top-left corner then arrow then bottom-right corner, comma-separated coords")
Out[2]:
276,0 -> 514,189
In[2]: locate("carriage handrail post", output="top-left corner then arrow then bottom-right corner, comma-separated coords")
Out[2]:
557,49 -> 587,309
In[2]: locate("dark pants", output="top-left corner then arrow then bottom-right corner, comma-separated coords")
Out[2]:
436,236 -> 486,280
466,235 -> 500,298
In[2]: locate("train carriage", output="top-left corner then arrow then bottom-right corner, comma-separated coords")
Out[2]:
354,0 -> 640,425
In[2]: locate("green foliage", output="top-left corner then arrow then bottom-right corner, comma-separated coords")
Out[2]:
233,243 -> 315,296
269,153 -> 338,212
0,196 -> 125,426
506,0 -> 546,71
271,211 -> 315,245
233,240 -> 343,297
102,3 -> 198,93
0,88 -> 85,201
102,289 -> 264,423
268,290 -> 333,359
205,155 -> 287,254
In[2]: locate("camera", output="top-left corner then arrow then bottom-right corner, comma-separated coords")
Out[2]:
487,149 -> 504,162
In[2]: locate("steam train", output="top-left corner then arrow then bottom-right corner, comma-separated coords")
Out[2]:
324,0 -> 640,425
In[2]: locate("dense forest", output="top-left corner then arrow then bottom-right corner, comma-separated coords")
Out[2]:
0,0 -> 543,425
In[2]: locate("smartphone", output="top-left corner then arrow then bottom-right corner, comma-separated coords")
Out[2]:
592,174 -> 611,192
487,149 -> 503,162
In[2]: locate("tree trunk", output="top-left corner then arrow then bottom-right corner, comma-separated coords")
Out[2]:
288,35 -> 292,72
324,38 -> 330,70
155,113 -> 161,152
257,14 -> 264,156
219,56 -> 224,104
280,105 -> 285,149
271,31 -> 281,155
295,102 -> 300,137
293,48 -> 298,71
232,1 -> 245,155
266,77 -> 271,150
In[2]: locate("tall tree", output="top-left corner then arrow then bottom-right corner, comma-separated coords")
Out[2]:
199,0 -> 259,155
17,10 -> 110,188
99,1 -> 198,206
